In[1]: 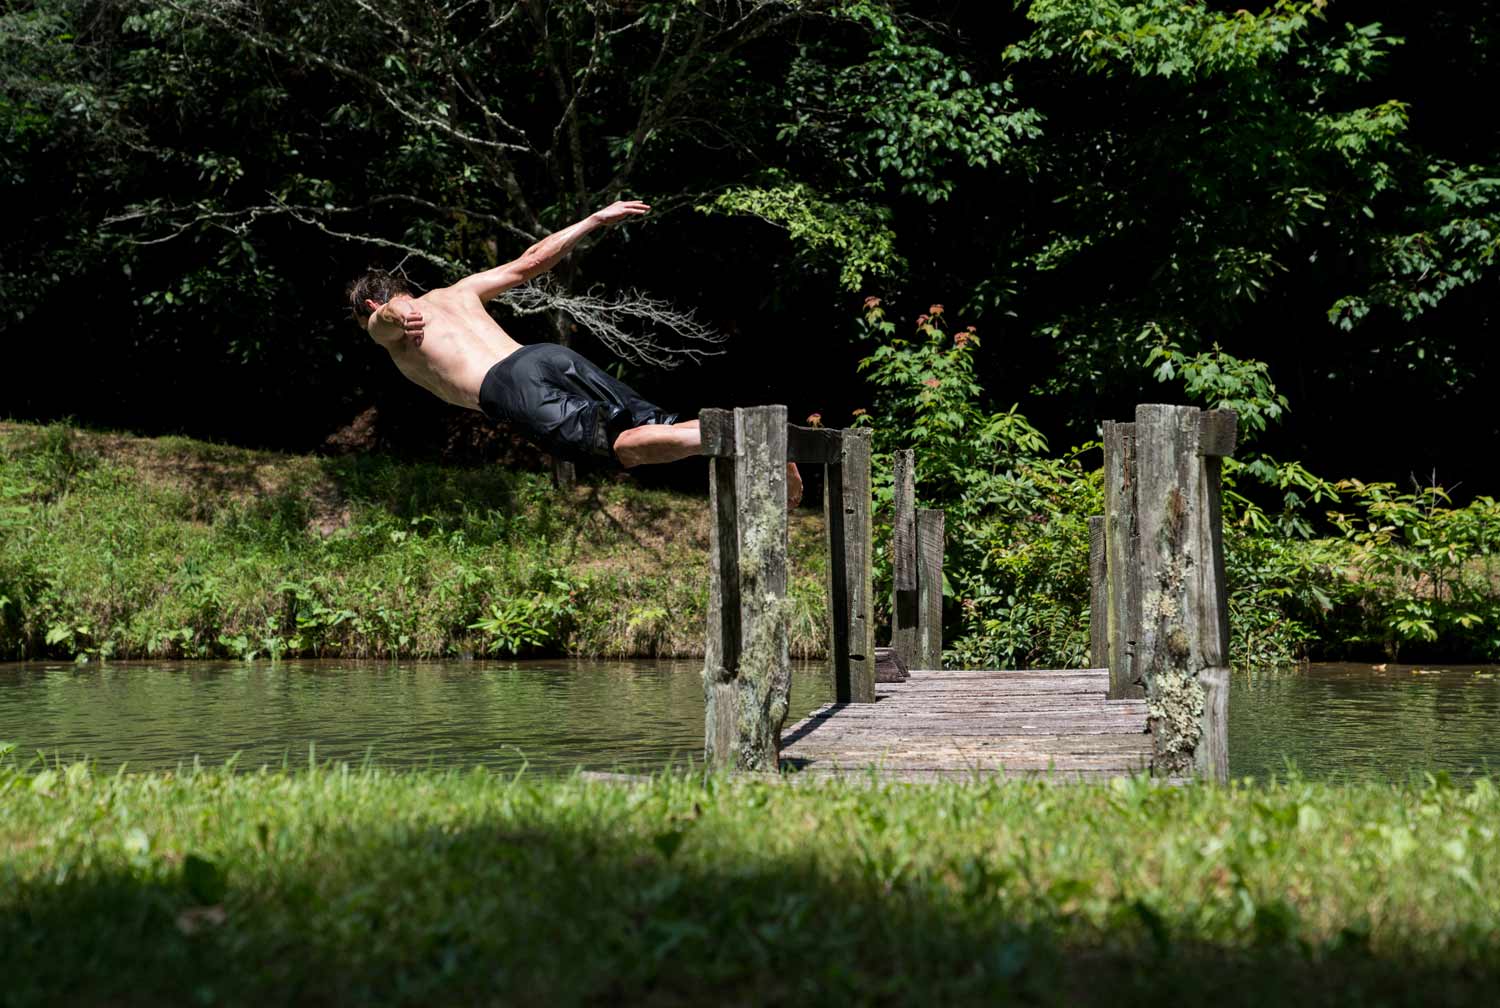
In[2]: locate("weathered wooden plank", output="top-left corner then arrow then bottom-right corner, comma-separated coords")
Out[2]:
698,408 -> 734,458
702,405 -> 789,772
783,732 -> 1153,755
891,449 -> 918,669
798,702 -> 1146,717
900,668 -> 1109,679
1102,421 -> 1143,700
1088,515 -> 1108,670
788,708 -> 1147,725
826,427 -> 875,702
916,508 -> 945,671
789,704 -> 1148,721
785,768 -> 1157,783
786,425 -> 843,465
1133,404 -> 1232,783
874,646 -> 909,683
697,410 -> 843,464
1198,409 -> 1238,458
785,754 -> 1150,773
784,725 -> 1150,745
702,449 -> 740,767
879,680 -> 1107,695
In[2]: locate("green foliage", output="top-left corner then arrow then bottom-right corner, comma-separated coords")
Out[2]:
852,296 -> 1500,670
854,300 -> 1096,668
0,423 -> 831,662
1143,332 -> 1289,439
467,568 -> 576,658
698,180 -> 904,290
1324,482 -> 1500,660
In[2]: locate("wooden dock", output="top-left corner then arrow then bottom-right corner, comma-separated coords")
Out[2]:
699,402 -> 1234,782
779,668 -> 1152,782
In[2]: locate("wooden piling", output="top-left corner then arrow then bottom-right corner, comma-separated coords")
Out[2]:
1088,515 -> 1108,669
826,428 -> 875,702
891,449 -> 919,670
1102,421 -> 1142,700
700,406 -> 790,771
1130,404 -> 1234,783
916,508 -> 944,670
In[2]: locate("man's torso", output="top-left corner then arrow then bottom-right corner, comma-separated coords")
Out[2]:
384,286 -> 522,409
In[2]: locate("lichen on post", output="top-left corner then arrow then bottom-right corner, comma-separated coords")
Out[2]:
702,405 -> 790,771
1131,404 -> 1233,782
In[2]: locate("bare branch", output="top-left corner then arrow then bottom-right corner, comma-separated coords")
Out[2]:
499,277 -> 727,369
101,198 -> 462,270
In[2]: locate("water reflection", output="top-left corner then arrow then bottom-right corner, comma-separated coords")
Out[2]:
1229,663 -> 1500,782
2,660 -> 1497,781
0,659 -> 834,775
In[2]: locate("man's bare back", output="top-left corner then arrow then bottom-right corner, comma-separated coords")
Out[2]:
371,286 -> 521,410
348,200 -> 802,504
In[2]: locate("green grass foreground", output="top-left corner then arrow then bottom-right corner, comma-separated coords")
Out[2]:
3,761 -> 1499,1006
0,422 -> 830,661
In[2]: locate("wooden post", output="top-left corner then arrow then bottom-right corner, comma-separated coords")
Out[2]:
891,449 -> 918,670
1102,421 -> 1142,700
1130,404 -> 1235,783
1088,515 -> 1108,669
916,508 -> 944,670
701,406 -> 790,771
826,428 -> 875,702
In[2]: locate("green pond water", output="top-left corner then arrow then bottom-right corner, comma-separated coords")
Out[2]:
1,660 -> 1497,780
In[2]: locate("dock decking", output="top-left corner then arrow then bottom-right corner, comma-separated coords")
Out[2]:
779,668 -> 1153,782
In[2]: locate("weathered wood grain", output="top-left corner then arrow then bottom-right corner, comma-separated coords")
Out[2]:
697,410 -> 844,464
916,507 -> 945,671
1132,404 -> 1232,783
891,449 -> 918,669
702,441 -> 740,767
1088,515 -> 1108,670
1197,409 -> 1238,458
826,427 -> 875,702
779,663 -> 1153,780
698,408 -> 734,458
874,646 -> 909,683
703,405 -> 789,772
1103,421 -> 1143,700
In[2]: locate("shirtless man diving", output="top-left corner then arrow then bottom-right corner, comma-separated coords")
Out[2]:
348,200 -> 801,506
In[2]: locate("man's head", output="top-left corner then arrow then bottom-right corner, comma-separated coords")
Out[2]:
347,269 -> 412,326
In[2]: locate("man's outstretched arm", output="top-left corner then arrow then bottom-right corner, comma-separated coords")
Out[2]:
457,200 -> 650,302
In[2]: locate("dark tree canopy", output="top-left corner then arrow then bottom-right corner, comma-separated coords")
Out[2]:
2,0 -> 1496,486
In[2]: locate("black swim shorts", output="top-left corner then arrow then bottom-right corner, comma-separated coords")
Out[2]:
478,343 -> 678,466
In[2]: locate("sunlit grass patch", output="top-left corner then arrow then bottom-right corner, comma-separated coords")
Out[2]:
1,758 -> 1497,1005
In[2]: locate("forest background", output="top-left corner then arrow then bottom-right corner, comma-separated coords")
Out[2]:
3,0 -> 1498,668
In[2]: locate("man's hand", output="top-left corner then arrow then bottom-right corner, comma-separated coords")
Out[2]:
366,298 -> 425,347
591,200 -> 651,226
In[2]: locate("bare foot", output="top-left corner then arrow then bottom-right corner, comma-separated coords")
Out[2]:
786,462 -> 803,509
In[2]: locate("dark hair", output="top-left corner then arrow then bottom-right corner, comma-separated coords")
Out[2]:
347,269 -> 412,323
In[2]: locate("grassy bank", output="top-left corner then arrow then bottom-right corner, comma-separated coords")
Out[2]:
2,758 -> 1498,1005
0,422 -> 831,661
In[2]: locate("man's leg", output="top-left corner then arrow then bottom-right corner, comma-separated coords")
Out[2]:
613,419 -> 803,506
611,419 -> 702,467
